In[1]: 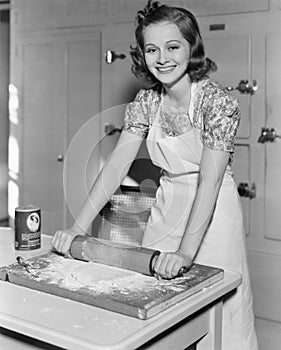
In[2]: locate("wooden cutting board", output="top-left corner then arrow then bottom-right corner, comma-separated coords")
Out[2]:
0,253 -> 224,320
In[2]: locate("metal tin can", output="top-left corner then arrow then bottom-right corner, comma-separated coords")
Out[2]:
15,205 -> 41,250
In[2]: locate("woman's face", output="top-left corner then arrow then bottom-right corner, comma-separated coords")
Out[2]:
143,22 -> 190,87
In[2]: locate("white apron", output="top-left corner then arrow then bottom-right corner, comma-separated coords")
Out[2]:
142,90 -> 258,350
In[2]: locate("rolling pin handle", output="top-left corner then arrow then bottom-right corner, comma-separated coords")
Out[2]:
178,266 -> 189,276
149,250 -> 161,276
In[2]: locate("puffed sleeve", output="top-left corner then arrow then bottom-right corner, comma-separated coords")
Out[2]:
201,82 -> 241,153
124,88 -> 160,138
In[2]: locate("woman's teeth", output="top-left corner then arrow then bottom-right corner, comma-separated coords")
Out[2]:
157,66 -> 175,73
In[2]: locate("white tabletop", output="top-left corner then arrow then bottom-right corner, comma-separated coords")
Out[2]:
0,228 -> 241,350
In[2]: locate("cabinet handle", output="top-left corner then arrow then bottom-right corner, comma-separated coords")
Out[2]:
56,154 -> 64,162
105,50 -> 126,64
258,127 -> 281,143
238,182 -> 256,199
226,79 -> 258,95
104,123 -> 122,136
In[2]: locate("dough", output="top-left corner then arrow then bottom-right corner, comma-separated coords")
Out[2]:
71,262 -> 136,286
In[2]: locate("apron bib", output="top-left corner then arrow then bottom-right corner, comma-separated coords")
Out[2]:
143,102 -> 202,251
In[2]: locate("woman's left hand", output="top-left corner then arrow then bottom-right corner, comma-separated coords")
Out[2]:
152,250 -> 193,279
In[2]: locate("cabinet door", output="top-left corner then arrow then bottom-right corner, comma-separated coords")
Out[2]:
10,35 -> 65,234
10,30 -> 101,234
183,0 -> 269,16
203,33 -> 252,232
60,31 -> 101,229
200,11 -> 281,347
12,0 -> 108,31
12,0 -> 63,31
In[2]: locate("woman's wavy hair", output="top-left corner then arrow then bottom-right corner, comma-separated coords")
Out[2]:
130,0 -> 217,84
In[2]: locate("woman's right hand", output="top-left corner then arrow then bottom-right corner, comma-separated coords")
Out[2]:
51,225 -> 85,255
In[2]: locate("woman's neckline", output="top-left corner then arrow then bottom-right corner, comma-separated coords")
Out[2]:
160,82 -> 196,115
162,85 -> 191,109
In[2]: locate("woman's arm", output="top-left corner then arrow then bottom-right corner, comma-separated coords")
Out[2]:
52,130 -> 143,254
153,147 -> 229,279
179,147 -> 229,257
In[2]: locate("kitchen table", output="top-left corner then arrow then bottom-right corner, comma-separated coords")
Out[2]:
0,227 -> 241,350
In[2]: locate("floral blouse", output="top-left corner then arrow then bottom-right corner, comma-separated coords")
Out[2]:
124,78 -> 240,165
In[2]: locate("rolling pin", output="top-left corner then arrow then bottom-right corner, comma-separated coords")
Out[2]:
70,235 -> 160,276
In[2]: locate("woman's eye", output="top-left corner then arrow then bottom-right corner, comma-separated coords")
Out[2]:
145,48 -> 156,53
168,46 -> 179,51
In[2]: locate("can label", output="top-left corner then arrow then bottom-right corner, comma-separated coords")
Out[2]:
15,206 -> 41,250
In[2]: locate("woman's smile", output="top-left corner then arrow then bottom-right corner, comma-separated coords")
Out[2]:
157,65 -> 177,73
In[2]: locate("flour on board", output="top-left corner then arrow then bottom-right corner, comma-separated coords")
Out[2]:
31,254 -> 188,294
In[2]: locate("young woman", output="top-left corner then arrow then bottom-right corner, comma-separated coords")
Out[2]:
52,2 -> 258,348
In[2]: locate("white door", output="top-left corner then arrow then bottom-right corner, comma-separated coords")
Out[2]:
203,34 -> 253,234
10,30 -> 102,234
10,34 -> 65,234
200,12 -> 281,348
58,31 -> 101,230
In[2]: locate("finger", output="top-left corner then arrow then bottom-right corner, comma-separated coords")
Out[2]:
52,232 -> 65,253
157,254 -> 170,277
154,272 -> 163,281
57,235 -> 69,254
60,239 -> 72,255
151,254 -> 159,274
173,263 -> 184,277
164,253 -> 187,278
51,235 -> 60,251
166,261 -> 183,279
152,255 -> 163,280
52,232 -> 64,252
61,233 -> 77,255
154,256 -> 169,278
52,230 -> 64,246
164,258 -> 176,279
153,253 -> 164,274
51,230 -> 60,246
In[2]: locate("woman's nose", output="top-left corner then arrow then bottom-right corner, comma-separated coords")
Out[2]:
157,50 -> 168,64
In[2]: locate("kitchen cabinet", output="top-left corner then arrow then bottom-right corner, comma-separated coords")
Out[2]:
11,0 -> 108,31
198,9 -> 281,350
180,0 -> 270,16
9,29 -> 101,233
11,0 -> 271,33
